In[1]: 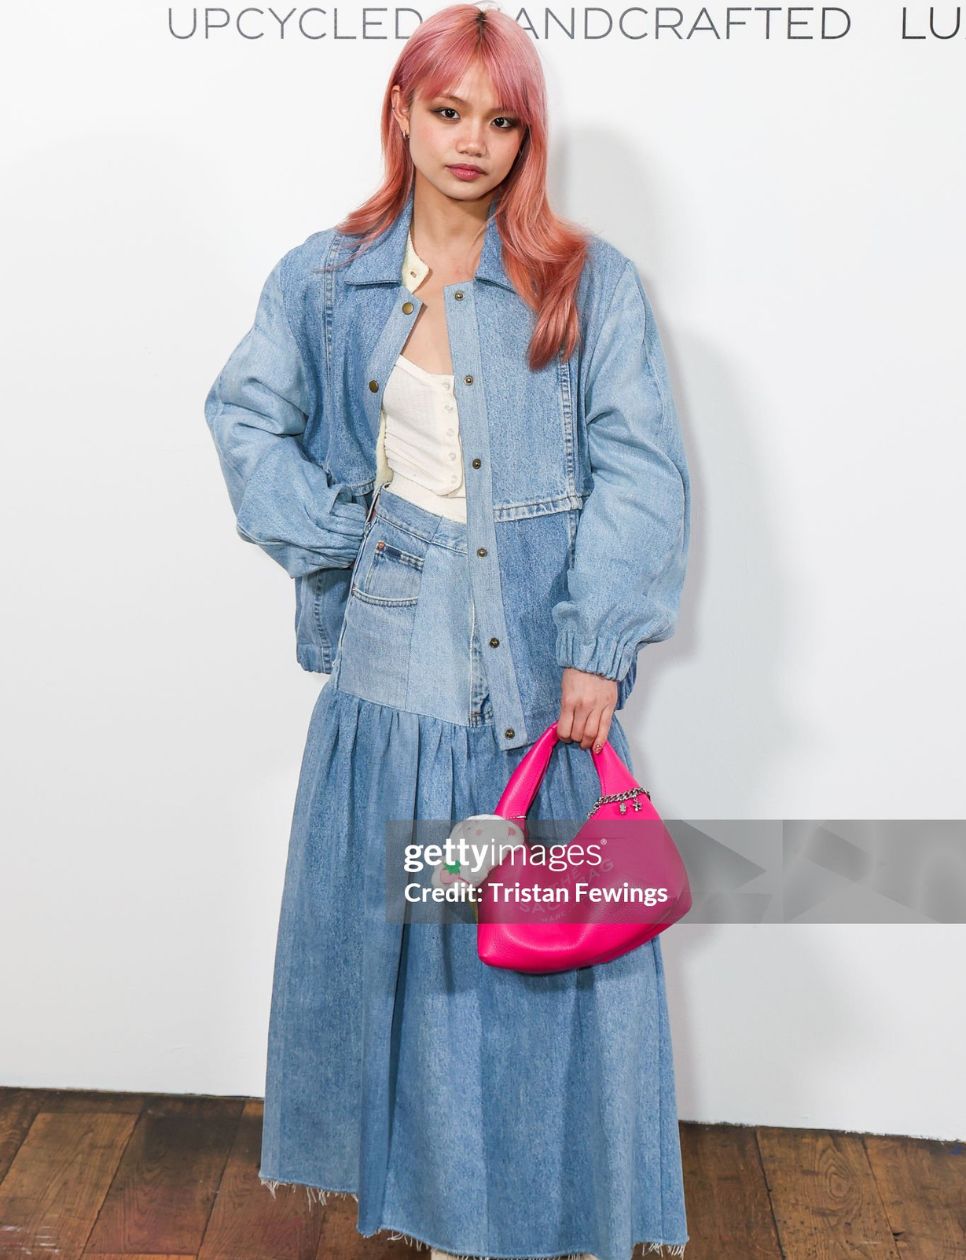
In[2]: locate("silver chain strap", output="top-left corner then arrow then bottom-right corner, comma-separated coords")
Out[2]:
509,783 -> 652,827
584,785 -> 652,821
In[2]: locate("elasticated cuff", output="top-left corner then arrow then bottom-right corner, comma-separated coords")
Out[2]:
554,630 -> 635,682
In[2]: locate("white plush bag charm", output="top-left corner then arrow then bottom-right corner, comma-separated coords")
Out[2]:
431,814 -> 527,898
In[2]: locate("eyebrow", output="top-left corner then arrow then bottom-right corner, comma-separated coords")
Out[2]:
436,94 -> 515,113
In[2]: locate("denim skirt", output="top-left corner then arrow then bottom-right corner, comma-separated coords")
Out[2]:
257,487 -> 689,1260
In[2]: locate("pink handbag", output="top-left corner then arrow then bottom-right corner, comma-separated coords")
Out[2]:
475,722 -> 692,974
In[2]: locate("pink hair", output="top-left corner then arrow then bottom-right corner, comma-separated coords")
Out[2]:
333,3 -> 589,371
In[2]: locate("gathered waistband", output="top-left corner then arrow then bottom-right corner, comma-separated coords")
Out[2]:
373,487 -> 468,554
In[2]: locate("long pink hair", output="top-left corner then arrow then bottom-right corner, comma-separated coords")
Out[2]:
333,3 -> 589,371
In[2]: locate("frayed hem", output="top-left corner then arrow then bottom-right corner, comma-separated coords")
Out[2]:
258,1174 -> 359,1209
422,1249 -> 590,1260
381,1239 -> 687,1259
395,1246 -> 590,1260
257,1177 -> 687,1259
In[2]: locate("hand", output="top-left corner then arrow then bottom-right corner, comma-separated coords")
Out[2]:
557,667 -> 618,752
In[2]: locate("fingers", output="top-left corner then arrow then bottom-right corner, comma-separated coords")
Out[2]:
564,703 -> 613,751
557,696 -> 616,751
557,668 -> 619,750
593,707 -> 614,753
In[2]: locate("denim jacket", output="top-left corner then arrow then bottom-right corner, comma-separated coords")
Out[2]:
204,186 -> 691,752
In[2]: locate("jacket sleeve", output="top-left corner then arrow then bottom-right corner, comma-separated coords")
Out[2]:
204,253 -> 368,579
551,257 -> 691,685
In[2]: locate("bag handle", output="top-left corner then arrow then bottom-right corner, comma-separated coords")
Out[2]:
493,722 -> 639,824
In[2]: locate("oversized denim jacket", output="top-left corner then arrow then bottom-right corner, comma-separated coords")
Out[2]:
204,186 -> 691,752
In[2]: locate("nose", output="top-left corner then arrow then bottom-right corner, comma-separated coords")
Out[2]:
457,122 -> 486,155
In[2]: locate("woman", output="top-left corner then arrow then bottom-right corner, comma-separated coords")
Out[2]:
204,5 -> 691,1258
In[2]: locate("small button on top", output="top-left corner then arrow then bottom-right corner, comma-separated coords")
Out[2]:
375,540 -> 385,550
489,636 -> 500,648
464,374 -> 474,385
454,290 -> 464,300
504,728 -> 515,739
448,452 -> 457,461
446,427 -> 454,436
368,380 -> 379,392
402,301 -> 414,314
477,547 -> 488,557
471,458 -> 481,469
445,403 -> 454,412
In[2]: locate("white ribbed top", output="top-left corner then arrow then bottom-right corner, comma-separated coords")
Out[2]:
373,231 -> 467,523
381,354 -> 466,522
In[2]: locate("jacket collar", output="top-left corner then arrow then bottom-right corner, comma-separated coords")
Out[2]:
341,184 -> 513,292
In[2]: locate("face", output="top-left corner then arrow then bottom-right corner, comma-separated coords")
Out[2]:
392,61 -> 526,203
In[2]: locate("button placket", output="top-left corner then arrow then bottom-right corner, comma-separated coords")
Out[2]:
364,288 -> 427,492
438,379 -> 462,492
444,281 -> 527,751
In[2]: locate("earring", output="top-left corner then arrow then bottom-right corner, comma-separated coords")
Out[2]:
403,130 -> 410,142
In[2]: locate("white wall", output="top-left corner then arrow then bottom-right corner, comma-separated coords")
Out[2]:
1,2 -> 963,1140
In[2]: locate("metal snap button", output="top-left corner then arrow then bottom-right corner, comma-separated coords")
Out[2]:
464,374 -> 474,385
402,301 -> 414,314
477,547 -> 487,557
375,540 -> 385,550
471,458 -> 481,468
489,637 -> 500,647
454,290 -> 464,300
368,380 -> 379,392
504,728 -> 515,739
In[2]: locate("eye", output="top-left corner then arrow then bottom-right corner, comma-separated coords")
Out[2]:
430,106 -> 520,131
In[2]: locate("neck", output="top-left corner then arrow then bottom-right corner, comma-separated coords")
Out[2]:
409,175 -> 498,273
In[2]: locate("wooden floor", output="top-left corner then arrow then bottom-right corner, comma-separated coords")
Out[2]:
0,1089 -> 961,1258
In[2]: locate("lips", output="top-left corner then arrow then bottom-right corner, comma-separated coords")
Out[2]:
448,164 -> 484,175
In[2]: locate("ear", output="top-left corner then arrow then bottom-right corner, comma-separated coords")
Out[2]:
390,83 -> 411,136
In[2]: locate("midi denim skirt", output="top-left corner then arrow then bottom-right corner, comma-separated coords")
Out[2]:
257,487 -> 689,1260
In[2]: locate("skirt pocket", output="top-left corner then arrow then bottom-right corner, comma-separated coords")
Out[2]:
354,538 -> 424,607
336,517 -> 428,709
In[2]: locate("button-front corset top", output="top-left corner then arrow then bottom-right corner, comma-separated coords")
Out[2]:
381,354 -> 466,522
